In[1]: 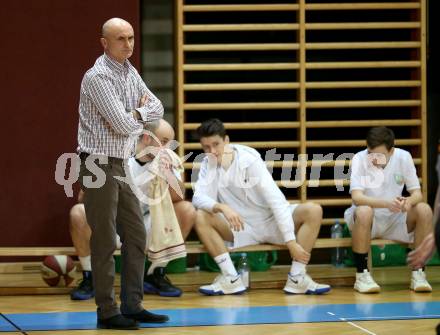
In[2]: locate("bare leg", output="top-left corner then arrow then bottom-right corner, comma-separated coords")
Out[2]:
194,210 -> 233,258
289,202 -> 323,254
406,202 -> 433,249
283,203 -> 331,294
173,200 -> 196,240
406,203 -> 433,291
69,204 -> 91,257
350,206 -> 380,293
351,206 -> 374,254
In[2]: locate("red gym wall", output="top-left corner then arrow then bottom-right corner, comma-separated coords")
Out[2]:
0,1 -> 141,247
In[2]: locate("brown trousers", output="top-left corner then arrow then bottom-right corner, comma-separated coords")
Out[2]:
79,155 -> 146,319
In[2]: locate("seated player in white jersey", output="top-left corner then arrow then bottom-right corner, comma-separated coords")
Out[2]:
192,118 -> 331,295
345,126 -> 433,293
69,119 -> 196,300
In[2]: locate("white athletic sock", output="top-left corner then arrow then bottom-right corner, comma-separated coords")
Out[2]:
290,261 -> 306,277
147,261 -> 168,275
79,256 -> 91,272
214,253 -> 238,277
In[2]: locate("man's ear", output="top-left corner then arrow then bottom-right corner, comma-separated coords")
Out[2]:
100,37 -> 107,49
224,135 -> 230,144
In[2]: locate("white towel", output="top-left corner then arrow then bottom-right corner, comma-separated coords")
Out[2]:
146,149 -> 186,263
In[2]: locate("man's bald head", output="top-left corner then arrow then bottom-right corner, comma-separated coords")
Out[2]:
155,119 -> 175,146
100,18 -> 134,64
137,119 -> 175,160
102,18 -> 132,38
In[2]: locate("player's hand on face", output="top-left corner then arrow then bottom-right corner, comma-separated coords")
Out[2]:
221,206 -> 244,232
291,241 -> 310,264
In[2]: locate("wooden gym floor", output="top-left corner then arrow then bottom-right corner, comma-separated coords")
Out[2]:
0,265 -> 440,334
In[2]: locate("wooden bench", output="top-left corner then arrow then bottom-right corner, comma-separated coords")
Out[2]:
0,238 -> 409,295
0,238 -> 404,256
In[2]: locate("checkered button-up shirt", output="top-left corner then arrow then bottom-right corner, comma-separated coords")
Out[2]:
77,53 -> 164,158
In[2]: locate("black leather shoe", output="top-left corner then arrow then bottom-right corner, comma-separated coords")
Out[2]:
97,314 -> 140,330
123,309 -> 169,323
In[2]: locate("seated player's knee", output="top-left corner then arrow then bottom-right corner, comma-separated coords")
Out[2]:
302,202 -> 323,227
309,202 -> 323,220
414,202 -> 433,223
354,206 -> 374,228
180,201 -> 197,229
195,210 -> 211,229
183,201 -> 197,221
69,204 -> 86,230
188,204 -> 197,227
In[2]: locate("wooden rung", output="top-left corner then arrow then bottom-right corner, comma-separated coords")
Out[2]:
305,179 -> 350,187
306,119 -> 422,128
305,3 -> 420,10
184,82 -> 300,91
306,139 -> 421,147
187,179 -> 349,188
183,43 -> 299,51
183,158 -> 422,170
184,102 -> 300,110
306,22 -> 420,30
183,121 -> 300,130
322,218 -> 346,225
183,4 -> 300,12
307,61 -> 421,69
306,100 -> 421,108
306,41 -> 420,50
183,63 -> 300,71
183,23 -> 299,32
183,141 -> 300,150
185,178 -> 423,190
294,198 -> 352,206
315,238 -> 405,248
267,180 -> 350,188
306,80 -> 421,89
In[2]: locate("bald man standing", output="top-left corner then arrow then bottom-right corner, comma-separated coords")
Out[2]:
77,18 -> 168,329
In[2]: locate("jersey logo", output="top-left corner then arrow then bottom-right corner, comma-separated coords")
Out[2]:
394,173 -> 404,185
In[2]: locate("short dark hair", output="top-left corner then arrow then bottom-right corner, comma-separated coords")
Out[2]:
196,118 -> 226,139
366,126 -> 395,150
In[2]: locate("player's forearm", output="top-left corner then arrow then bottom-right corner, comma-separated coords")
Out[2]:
406,190 -> 423,206
352,193 -> 389,208
213,203 -> 228,214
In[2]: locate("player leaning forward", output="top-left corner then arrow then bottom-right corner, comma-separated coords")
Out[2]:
345,126 -> 433,293
192,118 -> 331,295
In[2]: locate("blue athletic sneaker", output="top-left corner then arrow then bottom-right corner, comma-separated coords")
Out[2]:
70,271 -> 95,300
143,267 -> 182,297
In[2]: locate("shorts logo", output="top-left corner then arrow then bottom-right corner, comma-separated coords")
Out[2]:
394,173 -> 404,185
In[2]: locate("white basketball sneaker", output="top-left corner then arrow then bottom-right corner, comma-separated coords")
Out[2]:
199,274 -> 246,296
284,273 -> 331,294
354,270 -> 380,293
410,269 -> 432,292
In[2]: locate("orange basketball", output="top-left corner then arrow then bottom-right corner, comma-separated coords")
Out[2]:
41,255 -> 76,287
